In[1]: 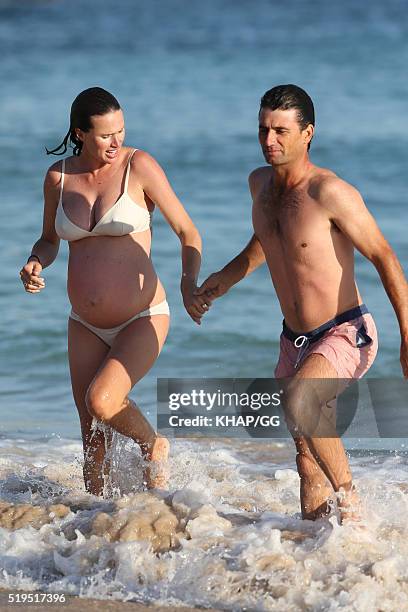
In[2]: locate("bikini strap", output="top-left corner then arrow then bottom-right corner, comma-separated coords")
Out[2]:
124,148 -> 137,192
59,158 -> 65,203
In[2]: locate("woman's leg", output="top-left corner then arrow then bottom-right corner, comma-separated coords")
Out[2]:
68,318 -> 111,495
85,313 -> 170,488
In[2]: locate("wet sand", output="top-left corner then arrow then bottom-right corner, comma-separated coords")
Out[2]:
0,589 -> 216,611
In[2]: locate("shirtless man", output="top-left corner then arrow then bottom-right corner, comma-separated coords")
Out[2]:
195,84 -> 408,521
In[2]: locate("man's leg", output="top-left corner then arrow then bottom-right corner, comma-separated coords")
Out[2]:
285,353 -> 359,521
275,338 -> 334,519
293,437 -> 334,520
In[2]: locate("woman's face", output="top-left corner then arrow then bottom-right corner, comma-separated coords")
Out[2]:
76,109 -> 125,163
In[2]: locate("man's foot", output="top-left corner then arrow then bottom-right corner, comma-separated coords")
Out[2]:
301,481 -> 335,520
296,444 -> 335,521
337,484 -> 362,523
143,435 -> 170,490
302,498 -> 333,520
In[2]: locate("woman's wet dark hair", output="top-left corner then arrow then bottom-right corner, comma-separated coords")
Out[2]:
46,87 -> 121,156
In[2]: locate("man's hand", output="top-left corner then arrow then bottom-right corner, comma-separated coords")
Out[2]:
181,281 -> 211,325
19,260 -> 45,294
400,340 -> 408,378
194,271 -> 231,301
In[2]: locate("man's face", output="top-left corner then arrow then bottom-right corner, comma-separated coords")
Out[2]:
258,107 -> 313,166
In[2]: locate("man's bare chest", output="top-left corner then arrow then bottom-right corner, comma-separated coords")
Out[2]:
254,185 -> 316,238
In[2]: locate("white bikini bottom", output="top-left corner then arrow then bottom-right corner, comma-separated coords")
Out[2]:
69,299 -> 170,347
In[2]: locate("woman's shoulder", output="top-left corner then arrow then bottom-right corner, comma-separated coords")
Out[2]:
129,147 -> 152,164
44,155 -> 73,188
46,155 -> 74,175
129,148 -> 164,177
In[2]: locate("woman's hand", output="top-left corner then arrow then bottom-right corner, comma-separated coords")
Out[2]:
181,280 -> 211,325
19,259 -> 45,294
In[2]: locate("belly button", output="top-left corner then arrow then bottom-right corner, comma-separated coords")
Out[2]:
301,243 -> 307,248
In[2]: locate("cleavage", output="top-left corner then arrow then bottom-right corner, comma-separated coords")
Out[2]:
64,188 -> 123,231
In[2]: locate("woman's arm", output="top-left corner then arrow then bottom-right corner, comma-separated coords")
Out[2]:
132,151 -> 206,323
19,163 -> 61,293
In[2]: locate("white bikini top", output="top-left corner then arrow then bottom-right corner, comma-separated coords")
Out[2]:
55,149 -> 152,241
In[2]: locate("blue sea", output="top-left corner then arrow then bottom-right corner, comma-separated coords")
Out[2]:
1,0 -> 408,609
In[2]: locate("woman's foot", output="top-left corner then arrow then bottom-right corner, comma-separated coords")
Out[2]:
143,435 -> 170,490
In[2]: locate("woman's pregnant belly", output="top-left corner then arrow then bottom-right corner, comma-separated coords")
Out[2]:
67,234 -> 166,327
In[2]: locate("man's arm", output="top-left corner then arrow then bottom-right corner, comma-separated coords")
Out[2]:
320,177 -> 408,376
195,233 -> 265,299
195,168 -> 267,299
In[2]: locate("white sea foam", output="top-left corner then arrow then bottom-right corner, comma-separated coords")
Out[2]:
1,436 -> 408,609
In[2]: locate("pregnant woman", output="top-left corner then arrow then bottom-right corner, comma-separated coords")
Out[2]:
19,87 -> 206,496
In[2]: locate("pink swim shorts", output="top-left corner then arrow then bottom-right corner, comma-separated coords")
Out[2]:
275,304 -> 378,379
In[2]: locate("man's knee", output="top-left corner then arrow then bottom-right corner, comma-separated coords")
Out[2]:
283,380 -> 322,436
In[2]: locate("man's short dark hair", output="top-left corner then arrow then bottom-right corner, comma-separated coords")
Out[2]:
259,84 -> 315,149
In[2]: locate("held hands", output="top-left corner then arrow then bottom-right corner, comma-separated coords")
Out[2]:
19,260 -> 45,294
181,279 -> 211,325
195,271 -> 231,301
182,270 -> 231,325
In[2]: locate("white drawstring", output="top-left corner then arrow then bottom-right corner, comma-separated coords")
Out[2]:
294,335 -> 310,369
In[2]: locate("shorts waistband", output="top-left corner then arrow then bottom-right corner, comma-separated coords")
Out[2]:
282,304 -> 369,345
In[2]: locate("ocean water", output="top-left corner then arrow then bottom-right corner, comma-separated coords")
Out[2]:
1,0 -> 408,609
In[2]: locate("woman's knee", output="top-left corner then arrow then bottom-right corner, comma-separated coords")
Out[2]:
85,384 -> 121,422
